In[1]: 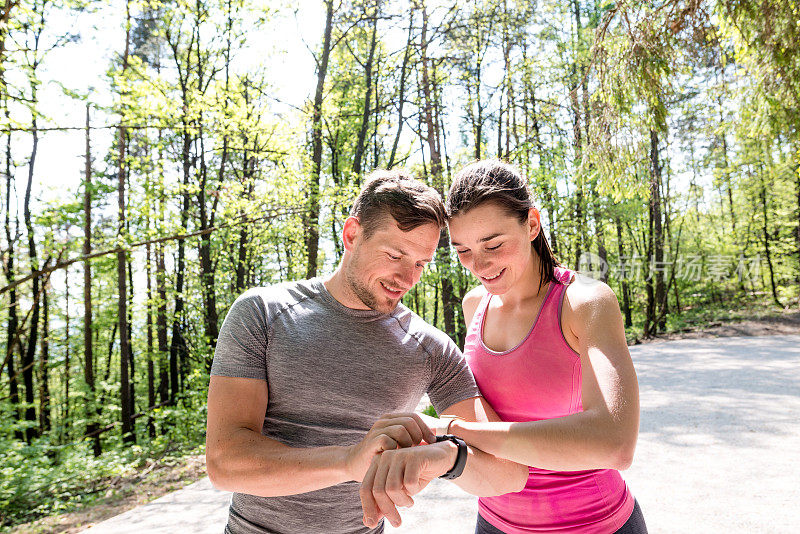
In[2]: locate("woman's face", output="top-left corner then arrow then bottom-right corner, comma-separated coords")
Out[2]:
448,201 -> 540,295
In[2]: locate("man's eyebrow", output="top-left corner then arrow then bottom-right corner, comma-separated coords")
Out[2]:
450,233 -> 504,247
389,245 -> 432,263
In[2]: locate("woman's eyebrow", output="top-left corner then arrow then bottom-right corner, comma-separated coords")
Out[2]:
451,233 -> 504,247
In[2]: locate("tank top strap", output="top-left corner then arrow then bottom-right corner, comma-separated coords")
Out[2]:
534,267 -> 575,340
471,290 -> 492,327
554,265 -> 575,285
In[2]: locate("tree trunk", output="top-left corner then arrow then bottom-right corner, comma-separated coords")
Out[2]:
570,0 -> 585,269
39,281 -> 50,434
83,104 -> 101,456
658,157 -> 671,331
525,69 -> 560,258
759,166 -> 783,307
23,101 -> 40,444
645,130 -> 665,337
4,99 -> 22,442
420,7 -> 440,181
153,130 -> 169,407
594,206 -> 609,283
171,114 -> 191,402
156,240 -> 170,405
388,8 -> 414,169
127,213 -> 135,414
63,266 -> 70,444
306,0 -> 334,279
419,5 -> 456,340
615,216 -> 633,328
198,139 -> 220,354
235,172 -> 254,293
145,183 -> 156,438
501,5 -> 512,159
794,140 -> 800,306
170,188 -> 186,403
101,322 -> 118,408
117,0 -> 134,443
352,5 -> 378,176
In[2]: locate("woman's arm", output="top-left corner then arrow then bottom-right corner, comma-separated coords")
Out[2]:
450,278 -> 640,472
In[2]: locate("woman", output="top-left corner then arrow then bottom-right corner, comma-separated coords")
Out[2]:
444,160 -> 647,533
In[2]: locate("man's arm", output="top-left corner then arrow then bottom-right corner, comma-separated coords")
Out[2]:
206,376 -> 435,497
359,396 -> 528,528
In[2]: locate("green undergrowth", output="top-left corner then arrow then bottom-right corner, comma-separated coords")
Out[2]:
0,389 -> 209,531
0,434 -> 204,531
421,405 -> 438,418
624,288 -> 799,343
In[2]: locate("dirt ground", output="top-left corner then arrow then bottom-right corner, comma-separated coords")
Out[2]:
8,310 -> 800,534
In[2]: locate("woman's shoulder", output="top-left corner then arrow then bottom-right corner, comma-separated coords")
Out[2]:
561,274 -> 624,342
563,273 -> 620,315
462,285 -> 488,326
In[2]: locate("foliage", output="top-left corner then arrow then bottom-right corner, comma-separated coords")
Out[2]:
0,0 -> 799,528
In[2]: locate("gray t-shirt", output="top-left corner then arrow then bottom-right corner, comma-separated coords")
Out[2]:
210,278 -> 480,534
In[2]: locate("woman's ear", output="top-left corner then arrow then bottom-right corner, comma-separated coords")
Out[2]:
528,207 -> 541,241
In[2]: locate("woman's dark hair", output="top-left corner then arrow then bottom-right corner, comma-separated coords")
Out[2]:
446,159 -> 560,292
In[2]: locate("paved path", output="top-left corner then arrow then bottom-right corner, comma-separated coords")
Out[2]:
82,335 -> 800,533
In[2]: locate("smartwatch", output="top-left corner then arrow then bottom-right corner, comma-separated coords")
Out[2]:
435,434 -> 468,480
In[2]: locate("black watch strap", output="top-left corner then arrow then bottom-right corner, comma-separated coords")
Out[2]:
435,434 -> 468,480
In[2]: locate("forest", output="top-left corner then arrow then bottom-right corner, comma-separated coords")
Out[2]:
1,0 -> 798,527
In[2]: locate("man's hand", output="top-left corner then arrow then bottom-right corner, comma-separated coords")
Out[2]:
345,413 -> 437,482
359,441 -> 457,528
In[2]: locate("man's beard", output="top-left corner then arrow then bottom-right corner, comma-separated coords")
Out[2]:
345,264 -> 397,314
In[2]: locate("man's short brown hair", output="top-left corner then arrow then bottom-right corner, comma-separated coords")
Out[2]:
350,169 -> 446,238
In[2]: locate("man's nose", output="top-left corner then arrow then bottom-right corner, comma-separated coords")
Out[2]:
397,263 -> 415,287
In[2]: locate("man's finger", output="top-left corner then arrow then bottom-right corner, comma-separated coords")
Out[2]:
376,434 -> 399,453
407,412 -> 436,443
385,455 -> 415,508
371,454 -> 403,528
360,457 -> 383,528
380,413 -> 435,444
402,450 -> 426,496
395,417 -> 424,445
385,424 -> 414,448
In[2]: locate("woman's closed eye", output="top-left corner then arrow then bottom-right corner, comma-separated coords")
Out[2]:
486,243 -> 502,251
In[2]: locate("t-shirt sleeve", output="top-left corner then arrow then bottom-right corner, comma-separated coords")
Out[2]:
210,291 -> 269,380
426,334 -> 480,414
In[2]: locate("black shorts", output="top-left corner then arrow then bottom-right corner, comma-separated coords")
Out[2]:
474,499 -> 648,534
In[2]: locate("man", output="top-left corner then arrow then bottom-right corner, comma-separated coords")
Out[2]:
206,170 -> 526,534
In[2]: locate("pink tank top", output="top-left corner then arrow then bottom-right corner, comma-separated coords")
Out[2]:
464,267 -> 634,533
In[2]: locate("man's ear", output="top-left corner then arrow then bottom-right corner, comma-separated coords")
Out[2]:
528,207 -> 542,241
342,216 -> 362,252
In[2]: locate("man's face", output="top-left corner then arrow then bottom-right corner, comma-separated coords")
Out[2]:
345,216 -> 440,314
